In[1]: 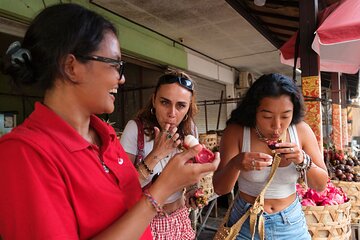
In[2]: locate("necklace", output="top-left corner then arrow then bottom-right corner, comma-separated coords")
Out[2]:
89,131 -> 110,174
255,126 -> 268,142
255,126 -> 286,150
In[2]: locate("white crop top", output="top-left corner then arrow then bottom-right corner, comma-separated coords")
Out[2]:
237,125 -> 300,199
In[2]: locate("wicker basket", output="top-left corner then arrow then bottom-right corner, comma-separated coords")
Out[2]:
332,180 -> 360,224
199,133 -> 217,151
302,201 -> 351,240
198,172 -> 214,200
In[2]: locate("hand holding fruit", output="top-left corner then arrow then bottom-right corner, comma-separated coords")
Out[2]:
185,187 -> 208,209
183,135 -> 215,163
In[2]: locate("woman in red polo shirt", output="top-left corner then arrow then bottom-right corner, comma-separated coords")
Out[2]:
0,3 -> 219,240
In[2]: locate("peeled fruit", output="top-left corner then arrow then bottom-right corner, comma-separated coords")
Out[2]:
195,147 -> 215,163
184,135 -> 215,164
267,139 -> 283,150
184,135 -> 199,148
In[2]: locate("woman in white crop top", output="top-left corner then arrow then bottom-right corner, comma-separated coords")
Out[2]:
213,73 -> 328,240
121,71 -> 201,239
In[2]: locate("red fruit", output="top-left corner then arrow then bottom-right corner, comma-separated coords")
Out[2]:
267,140 -> 278,150
195,147 -> 215,163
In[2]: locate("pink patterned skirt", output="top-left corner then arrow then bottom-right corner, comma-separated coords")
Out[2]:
150,206 -> 195,240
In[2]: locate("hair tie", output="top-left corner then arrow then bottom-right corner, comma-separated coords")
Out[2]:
6,41 -> 32,67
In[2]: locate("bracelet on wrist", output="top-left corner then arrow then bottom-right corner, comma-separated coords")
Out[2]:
142,161 -> 154,174
143,189 -> 168,217
137,164 -> 149,179
295,150 -> 312,172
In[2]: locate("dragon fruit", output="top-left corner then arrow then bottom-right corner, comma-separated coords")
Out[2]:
184,135 -> 215,163
296,180 -> 348,206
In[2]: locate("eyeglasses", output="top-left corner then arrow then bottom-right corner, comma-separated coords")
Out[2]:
75,55 -> 125,79
158,75 -> 193,91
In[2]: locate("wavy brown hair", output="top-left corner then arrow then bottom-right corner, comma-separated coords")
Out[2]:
136,71 -> 198,140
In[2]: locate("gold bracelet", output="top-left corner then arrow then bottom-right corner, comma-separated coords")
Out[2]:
137,164 -> 149,179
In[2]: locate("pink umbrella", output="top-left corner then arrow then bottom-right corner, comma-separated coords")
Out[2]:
280,0 -> 360,74
312,0 -> 360,74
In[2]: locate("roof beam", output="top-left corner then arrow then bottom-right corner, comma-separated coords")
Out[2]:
265,22 -> 298,32
226,0 -> 282,48
251,10 -> 299,22
265,0 -> 299,7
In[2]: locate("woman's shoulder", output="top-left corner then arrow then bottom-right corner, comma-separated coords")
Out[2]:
293,121 -> 312,133
120,120 -> 139,141
123,119 -> 139,132
225,123 -> 244,131
223,123 -> 244,138
293,121 -> 316,143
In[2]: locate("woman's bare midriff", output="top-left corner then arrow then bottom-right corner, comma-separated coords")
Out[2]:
239,191 -> 296,213
162,194 -> 185,215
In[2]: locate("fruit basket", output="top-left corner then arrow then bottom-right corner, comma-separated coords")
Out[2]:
332,180 -> 360,224
325,148 -> 360,182
198,172 -> 214,200
297,182 -> 352,239
199,133 -> 218,151
302,201 -> 351,240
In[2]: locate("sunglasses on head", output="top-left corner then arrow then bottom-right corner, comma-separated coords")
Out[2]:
158,75 -> 194,91
75,55 -> 125,79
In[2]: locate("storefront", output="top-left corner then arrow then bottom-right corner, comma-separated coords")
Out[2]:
0,1 -> 235,136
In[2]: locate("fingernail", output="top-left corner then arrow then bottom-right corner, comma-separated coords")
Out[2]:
275,144 -> 279,147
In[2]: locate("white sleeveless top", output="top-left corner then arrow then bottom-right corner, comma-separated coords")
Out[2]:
237,125 -> 300,199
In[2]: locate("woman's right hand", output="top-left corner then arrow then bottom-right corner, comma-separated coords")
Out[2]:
149,144 -> 220,204
237,152 -> 273,171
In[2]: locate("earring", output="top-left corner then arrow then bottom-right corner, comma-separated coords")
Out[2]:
151,107 -> 155,115
182,114 -> 188,122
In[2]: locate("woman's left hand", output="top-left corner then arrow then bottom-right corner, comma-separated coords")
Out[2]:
273,143 -> 304,165
184,187 -> 207,209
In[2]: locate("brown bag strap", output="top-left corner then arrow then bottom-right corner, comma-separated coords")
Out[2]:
220,130 -> 287,240
220,153 -> 281,240
249,153 -> 282,240
134,118 -> 144,166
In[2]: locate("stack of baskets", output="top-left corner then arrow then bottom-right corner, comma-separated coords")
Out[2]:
198,133 -> 218,199
199,133 -> 218,152
302,201 -> 352,239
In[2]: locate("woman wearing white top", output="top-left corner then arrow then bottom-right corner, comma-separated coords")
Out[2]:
121,71 -> 200,239
213,73 -> 328,239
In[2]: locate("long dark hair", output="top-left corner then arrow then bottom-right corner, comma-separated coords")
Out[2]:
228,73 -> 305,127
136,71 -> 198,140
1,3 -> 117,91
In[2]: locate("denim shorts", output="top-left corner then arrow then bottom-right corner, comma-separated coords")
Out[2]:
227,195 -> 311,240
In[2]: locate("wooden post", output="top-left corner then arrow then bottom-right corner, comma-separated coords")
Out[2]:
299,0 -> 323,150
340,76 -> 348,147
331,73 -> 342,150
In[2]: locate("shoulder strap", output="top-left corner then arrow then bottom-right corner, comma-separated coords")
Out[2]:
134,118 -> 144,166
225,131 -> 287,240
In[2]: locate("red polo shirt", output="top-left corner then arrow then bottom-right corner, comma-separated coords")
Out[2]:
0,102 -> 152,240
